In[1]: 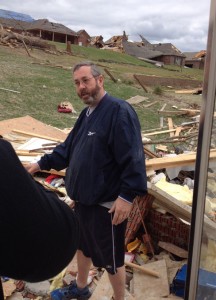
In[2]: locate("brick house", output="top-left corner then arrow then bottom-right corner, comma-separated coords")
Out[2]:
76,29 -> 91,46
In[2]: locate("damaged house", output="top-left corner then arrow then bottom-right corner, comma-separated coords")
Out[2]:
104,32 -> 186,66
183,50 -> 206,69
90,35 -> 104,48
123,39 -> 186,66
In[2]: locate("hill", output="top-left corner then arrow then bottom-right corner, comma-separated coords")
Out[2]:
0,41 -> 204,133
0,9 -> 34,22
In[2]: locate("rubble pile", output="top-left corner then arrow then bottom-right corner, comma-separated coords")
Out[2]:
0,112 -> 215,300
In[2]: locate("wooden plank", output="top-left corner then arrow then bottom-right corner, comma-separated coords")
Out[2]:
104,68 -> 117,83
158,110 -> 188,115
143,129 -> 176,137
12,129 -> 64,143
158,241 -> 188,258
144,146 -> 159,158
175,89 -> 197,94
133,74 -> 148,93
145,150 -> 216,171
133,259 -> 169,299
175,127 -> 182,136
167,118 -> 174,137
16,150 -> 44,156
159,103 -> 167,111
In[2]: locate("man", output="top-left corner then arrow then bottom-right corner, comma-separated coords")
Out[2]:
26,61 -> 147,300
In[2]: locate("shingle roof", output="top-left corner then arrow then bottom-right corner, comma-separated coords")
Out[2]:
152,43 -> 185,57
122,41 -> 163,59
183,52 -> 199,60
76,29 -> 90,38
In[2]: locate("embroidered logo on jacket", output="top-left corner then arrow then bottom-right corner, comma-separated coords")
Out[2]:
87,131 -> 96,136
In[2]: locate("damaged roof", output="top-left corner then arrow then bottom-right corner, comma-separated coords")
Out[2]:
151,43 -> 186,57
122,40 -> 163,59
183,50 -> 206,60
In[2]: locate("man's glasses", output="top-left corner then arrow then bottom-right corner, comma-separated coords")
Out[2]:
74,76 -> 98,87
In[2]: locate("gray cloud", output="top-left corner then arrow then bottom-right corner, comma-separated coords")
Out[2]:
0,0 -> 211,52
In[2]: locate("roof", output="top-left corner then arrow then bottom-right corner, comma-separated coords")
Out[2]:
105,32 -> 128,45
151,43 -> 186,57
183,52 -> 199,60
183,50 -> 206,60
77,29 -> 90,38
122,41 -> 163,59
26,19 -> 77,36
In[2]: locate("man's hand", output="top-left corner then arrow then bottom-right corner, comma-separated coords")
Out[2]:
25,162 -> 41,175
109,197 -> 132,225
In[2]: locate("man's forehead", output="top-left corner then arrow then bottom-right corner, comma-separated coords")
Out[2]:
73,66 -> 91,78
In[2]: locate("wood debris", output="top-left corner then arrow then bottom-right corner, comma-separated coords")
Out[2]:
1,115 -> 215,300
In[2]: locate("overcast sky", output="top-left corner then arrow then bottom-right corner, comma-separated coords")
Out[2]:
0,0 -> 211,52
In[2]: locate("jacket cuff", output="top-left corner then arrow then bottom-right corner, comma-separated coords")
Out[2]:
119,192 -> 135,203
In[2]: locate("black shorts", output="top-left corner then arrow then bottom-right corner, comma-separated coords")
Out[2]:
75,202 -> 127,274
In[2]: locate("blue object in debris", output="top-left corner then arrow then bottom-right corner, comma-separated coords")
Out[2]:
171,264 -> 216,299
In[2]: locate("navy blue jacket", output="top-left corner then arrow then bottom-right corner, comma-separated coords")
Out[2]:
38,93 -> 147,206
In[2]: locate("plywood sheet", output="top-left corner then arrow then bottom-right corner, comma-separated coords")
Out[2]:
133,259 -> 169,299
0,115 -> 67,141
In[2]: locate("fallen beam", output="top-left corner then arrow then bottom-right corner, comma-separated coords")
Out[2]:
145,150 -> 216,171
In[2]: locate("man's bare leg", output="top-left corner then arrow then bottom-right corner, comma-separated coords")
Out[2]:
108,266 -> 125,300
76,250 -> 92,288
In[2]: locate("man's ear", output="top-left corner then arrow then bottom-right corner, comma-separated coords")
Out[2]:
98,74 -> 104,86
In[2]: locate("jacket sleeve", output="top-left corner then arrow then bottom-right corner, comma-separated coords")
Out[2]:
112,103 -> 147,203
38,131 -> 73,171
38,111 -> 86,171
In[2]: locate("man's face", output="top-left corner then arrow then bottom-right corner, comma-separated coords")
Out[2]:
73,66 -> 104,106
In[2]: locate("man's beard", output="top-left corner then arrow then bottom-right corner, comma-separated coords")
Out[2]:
79,83 -> 101,106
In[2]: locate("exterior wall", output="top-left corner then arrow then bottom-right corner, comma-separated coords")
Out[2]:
185,59 -> 205,69
155,55 -> 185,66
77,32 -> 90,47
